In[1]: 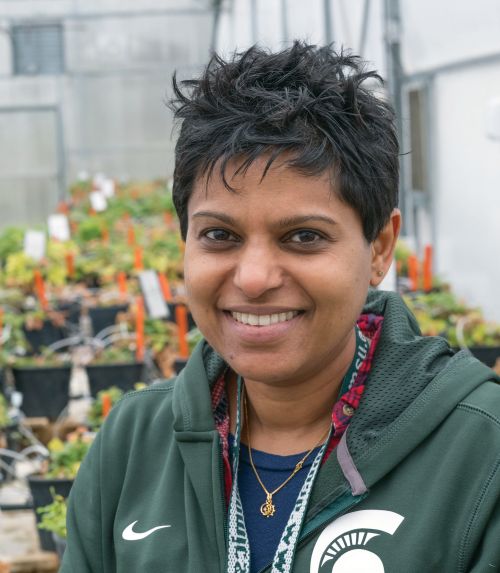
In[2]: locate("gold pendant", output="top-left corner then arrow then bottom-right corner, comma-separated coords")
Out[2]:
260,494 -> 276,518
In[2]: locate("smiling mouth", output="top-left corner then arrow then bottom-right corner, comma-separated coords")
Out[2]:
229,310 -> 302,326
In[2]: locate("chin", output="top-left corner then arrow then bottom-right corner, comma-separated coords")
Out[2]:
224,357 -> 299,386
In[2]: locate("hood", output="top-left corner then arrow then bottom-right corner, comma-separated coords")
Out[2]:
314,290 -> 499,505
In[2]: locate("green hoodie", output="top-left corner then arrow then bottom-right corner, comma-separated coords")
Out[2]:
61,291 -> 500,572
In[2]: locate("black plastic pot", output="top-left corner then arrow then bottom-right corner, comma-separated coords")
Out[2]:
12,365 -> 72,420
173,358 -> 188,375
468,346 -> 500,368
86,362 -> 144,398
56,300 -> 81,326
452,346 -> 500,368
23,320 -> 68,354
88,304 -> 128,336
28,474 -> 73,552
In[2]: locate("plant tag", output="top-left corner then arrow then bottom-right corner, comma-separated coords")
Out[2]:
48,214 -> 71,241
90,191 -> 107,212
100,178 -> 116,198
24,230 -> 46,261
138,270 -> 169,319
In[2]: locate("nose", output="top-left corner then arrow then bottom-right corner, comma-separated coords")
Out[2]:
233,242 -> 283,299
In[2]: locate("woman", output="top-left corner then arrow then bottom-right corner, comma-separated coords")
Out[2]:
61,42 -> 500,572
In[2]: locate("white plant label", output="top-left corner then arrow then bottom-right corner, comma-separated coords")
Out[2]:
24,230 -> 46,261
138,270 -> 169,319
90,191 -> 108,212
100,178 -> 116,198
48,214 -> 71,242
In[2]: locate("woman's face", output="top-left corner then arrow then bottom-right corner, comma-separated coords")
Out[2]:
184,158 -> 378,387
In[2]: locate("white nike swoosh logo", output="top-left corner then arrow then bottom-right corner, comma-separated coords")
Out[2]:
122,520 -> 171,541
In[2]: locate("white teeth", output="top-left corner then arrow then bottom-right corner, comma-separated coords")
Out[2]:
259,315 -> 271,326
230,311 -> 300,326
248,314 -> 259,326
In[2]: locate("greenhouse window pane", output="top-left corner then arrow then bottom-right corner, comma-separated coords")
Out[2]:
12,23 -> 64,76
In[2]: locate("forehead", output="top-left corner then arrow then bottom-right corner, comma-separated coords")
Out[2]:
186,155 -> 366,236
189,156 -> 336,210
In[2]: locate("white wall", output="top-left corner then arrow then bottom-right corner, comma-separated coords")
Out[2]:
400,0 -> 500,74
217,0 -> 386,75
433,64 -> 500,321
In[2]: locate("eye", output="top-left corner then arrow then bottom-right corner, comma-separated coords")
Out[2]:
203,228 -> 238,242
286,229 -> 325,244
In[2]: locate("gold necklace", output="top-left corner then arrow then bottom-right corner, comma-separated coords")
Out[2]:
243,392 -> 330,518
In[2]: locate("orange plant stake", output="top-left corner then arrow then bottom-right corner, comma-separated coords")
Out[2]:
135,296 -> 145,362
159,274 -> 173,301
102,227 -> 109,244
118,271 -> 128,300
175,305 -> 189,359
164,211 -> 173,225
423,245 -> 433,292
34,270 -> 49,311
408,255 -> 419,292
127,225 -> 135,246
134,246 -> 144,271
65,252 -> 75,279
102,393 -> 112,418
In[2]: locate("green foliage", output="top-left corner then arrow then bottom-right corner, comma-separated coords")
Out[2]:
144,319 -> 176,353
0,227 -> 24,262
90,345 -> 136,365
87,386 -> 124,429
12,347 -> 70,368
37,489 -> 68,539
45,432 -> 94,479
394,240 -> 413,276
404,290 -> 500,347
0,392 -> 11,428
4,252 -> 37,288
187,328 -> 203,354
76,218 -> 105,243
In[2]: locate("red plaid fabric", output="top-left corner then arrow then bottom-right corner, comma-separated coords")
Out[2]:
212,313 -> 384,505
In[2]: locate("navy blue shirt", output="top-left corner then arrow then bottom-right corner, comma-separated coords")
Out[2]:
229,435 -> 321,573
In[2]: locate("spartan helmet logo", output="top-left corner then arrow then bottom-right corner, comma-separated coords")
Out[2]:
309,510 -> 404,573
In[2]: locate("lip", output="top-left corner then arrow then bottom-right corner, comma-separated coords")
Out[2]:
222,309 -> 304,343
223,306 -> 304,315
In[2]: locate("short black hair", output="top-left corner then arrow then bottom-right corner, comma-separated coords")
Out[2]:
169,41 -> 399,242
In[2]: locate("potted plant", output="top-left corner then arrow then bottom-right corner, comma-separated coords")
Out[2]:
29,428 -> 93,551
85,344 -> 143,398
404,291 -> 500,368
11,350 -> 72,420
22,308 -> 69,354
37,490 -> 67,559
82,286 -> 130,336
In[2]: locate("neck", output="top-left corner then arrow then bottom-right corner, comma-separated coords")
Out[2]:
228,330 -> 356,455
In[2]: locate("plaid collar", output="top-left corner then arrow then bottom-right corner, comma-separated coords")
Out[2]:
211,313 -> 384,504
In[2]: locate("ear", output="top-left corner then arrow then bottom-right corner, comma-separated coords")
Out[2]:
370,209 -> 402,287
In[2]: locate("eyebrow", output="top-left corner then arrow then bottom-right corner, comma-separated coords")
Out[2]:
192,210 -> 338,227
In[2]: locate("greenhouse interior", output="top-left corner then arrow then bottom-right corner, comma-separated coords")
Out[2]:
0,0 -> 500,570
